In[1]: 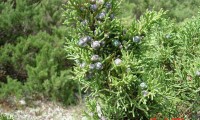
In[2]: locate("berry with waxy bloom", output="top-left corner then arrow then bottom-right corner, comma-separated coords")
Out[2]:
112,40 -> 121,47
105,2 -> 112,9
110,14 -> 115,20
133,36 -> 141,43
90,4 -> 98,11
196,70 -> 200,77
78,39 -> 87,47
97,0 -> 104,5
80,62 -> 86,68
91,41 -> 101,49
91,55 -> 100,61
82,36 -> 92,43
95,62 -> 103,70
97,12 -> 106,20
165,34 -> 171,39
141,90 -> 148,97
126,67 -> 131,72
114,58 -> 122,65
81,20 -> 88,26
89,64 -> 96,70
140,82 -> 147,89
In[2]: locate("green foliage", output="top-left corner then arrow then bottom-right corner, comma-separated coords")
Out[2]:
120,0 -> 200,23
0,77 -> 23,100
64,0 -> 200,119
0,0 -> 79,106
0,114 -> 13,120
0,0 -> 67,45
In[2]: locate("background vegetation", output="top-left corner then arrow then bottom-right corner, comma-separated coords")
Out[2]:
0,0 -> 200,119
0,0 -> 79,105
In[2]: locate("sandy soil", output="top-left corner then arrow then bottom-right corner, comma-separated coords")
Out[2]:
0,98 -> 86,120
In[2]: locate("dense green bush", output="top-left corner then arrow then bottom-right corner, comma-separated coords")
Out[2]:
120,0 -> 200,24
0,0 -> 66,45
0,0 -> 79,105
64,0 -> 200,119
0,114 -> 13,120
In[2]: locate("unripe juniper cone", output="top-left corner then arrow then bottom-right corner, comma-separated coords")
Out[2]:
133,36 -> 141,43
91,41 -> 101,49
91,55 -> 100,61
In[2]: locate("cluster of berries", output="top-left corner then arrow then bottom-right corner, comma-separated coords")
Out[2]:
77,0 -> 143,76
140,82 -> 148,97
78,36 -> 103,70
90,0 -> 114,20
78,35 -> 124,70
77,0 -> 117,71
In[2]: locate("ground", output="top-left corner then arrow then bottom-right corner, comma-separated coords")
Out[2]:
0,97 -> 86,120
